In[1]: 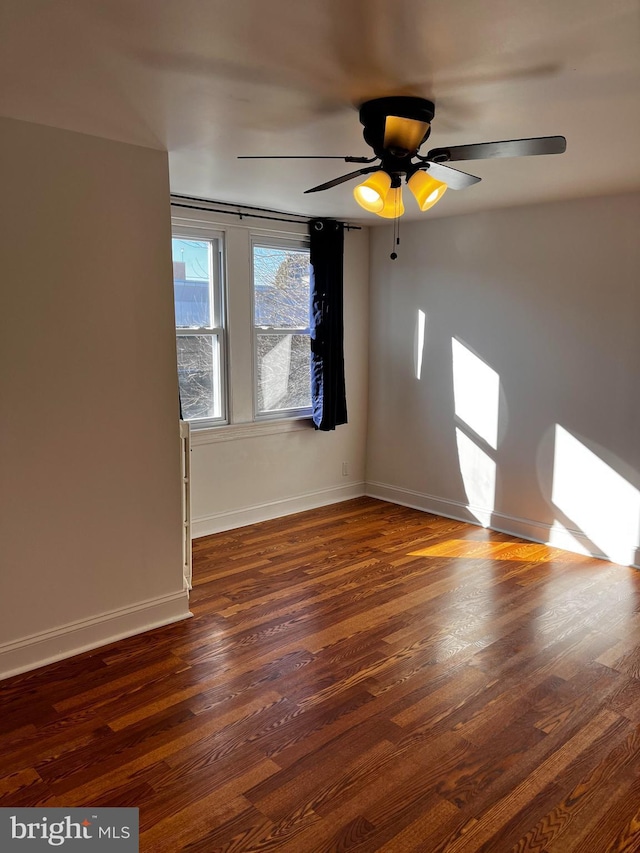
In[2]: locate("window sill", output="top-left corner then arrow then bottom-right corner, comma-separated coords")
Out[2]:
190,417 -> 314,446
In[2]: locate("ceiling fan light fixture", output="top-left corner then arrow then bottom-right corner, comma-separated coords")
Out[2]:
408,170 -> 448,211
376,186 -> 405,219
353,170 -> 392,213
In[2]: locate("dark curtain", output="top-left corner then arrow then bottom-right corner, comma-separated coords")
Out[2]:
309,218 -> 347,431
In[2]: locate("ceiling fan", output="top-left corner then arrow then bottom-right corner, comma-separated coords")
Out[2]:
239,96 -> 566,218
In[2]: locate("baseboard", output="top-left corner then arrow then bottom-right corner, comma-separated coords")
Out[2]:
0,589 -> 191,682
366,481 -> 487,528
366,481 -> 639,570
192,481 -> 366,538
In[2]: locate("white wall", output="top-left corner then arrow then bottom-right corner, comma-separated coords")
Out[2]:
190,224 -> 370,535
0,117 -> 189,679
367,193 -> 640,568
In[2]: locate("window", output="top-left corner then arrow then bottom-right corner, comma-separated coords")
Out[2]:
252,238 -> 311,418
171,204 -> 314,431
172,231 -> 226,425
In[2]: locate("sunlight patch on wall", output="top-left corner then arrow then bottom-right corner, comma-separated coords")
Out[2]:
452,338 -> 500,527
415,309 -> 426,380
552,425 -> 640,566
456,428 -> 496,527
452,338 -> 500,449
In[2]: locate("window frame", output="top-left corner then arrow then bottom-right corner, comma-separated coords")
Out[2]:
250,234 -> 312,421
172,224 -> 228,428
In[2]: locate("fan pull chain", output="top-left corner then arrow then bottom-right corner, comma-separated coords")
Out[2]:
390,197 -> 400,260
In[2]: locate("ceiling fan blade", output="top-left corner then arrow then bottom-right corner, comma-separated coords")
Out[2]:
421,161 -> 482,190
304,166 -> 379,194
426,136 -> 566,163
237,155 -> 376,162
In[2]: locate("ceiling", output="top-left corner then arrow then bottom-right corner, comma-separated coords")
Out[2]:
1,0 -> 639,222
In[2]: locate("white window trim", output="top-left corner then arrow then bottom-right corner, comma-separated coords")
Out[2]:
190,417 -> 314,445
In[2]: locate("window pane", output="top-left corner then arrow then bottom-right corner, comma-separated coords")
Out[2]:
256,334 -> 311,412
254,245 -> 310,328
172,239 -> 211,328
177,335 -> 221,420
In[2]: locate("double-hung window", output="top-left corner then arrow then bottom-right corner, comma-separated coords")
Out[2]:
172,229 -> 226,426
252,237 -> 312,418
171,208 -> 314,429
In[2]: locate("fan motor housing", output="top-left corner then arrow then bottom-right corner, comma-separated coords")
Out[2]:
359,96 -> 435,159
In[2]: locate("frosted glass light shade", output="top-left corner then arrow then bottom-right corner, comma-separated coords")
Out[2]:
408,170 -> 448,211
384,115 -> 430,153
353,170 -> 392,213
376,186 -> 405,219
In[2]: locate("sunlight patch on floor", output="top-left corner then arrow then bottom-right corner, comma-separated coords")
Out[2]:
410,539 -> 567,561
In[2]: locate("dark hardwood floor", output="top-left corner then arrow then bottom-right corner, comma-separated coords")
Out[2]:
2,497 -> 640,851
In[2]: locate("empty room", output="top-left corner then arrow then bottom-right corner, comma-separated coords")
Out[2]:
1,1 -> 639,851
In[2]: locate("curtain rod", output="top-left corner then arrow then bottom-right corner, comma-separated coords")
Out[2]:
170,194 -> 361,231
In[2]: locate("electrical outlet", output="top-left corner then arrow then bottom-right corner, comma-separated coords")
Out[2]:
342,462 -> 348,477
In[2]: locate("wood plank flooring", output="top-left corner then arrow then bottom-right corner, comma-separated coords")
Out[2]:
2,497 -> 640,851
